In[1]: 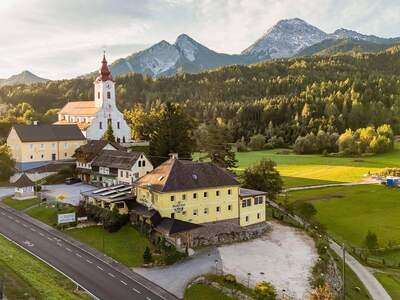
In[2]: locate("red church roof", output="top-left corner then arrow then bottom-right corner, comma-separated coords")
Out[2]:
96,53 -> 113,82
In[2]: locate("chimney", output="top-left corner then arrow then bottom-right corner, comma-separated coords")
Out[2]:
169,153 -> 178,160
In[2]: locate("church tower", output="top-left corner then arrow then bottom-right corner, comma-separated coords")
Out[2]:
94,53 -> 116,109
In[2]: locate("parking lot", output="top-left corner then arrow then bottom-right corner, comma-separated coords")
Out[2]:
41,183 -> 95,206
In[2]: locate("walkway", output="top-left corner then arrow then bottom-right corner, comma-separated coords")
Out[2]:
283,180 -> 376,192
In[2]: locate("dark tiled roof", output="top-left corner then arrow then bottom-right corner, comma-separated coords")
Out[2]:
13,124 -> 85,142
134,158 -> 240,193
27,161 -> 75,173
92,150 -> 142,169
73,140 -> 125,162
14,173 -> 34,187
239,188 -> 267,197
155,218 -> 202,235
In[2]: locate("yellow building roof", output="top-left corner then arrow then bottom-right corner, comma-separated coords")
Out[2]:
59,101 -> 99,116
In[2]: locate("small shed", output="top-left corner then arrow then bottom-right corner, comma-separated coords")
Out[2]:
14,174 -> 35,200
386,176 -> 400,187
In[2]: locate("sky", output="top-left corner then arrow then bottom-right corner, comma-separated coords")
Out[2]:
1,0 -> 400,79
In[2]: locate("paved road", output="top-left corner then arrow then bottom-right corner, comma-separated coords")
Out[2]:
283,181 -> 375,192
330,240 -> 391,300
0,199 -> 177,300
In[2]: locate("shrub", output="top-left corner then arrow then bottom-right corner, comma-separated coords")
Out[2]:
364,231 -> 379,251
254,281 -> 276,300
223,274 -> 237,284
310,284 -> 334,300
236,137 -> 248,152
85,204 -> 128,232
248,134 -> 266,151
143,246 -> 152,263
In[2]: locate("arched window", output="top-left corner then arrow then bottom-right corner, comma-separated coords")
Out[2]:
107,91 -> 111,99
97,91 -> 100,99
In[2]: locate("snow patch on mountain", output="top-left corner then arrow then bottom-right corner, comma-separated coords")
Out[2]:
175,34 -> 198,62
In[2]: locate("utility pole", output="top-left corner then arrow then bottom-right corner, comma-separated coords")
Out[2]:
342,243 -> 346,300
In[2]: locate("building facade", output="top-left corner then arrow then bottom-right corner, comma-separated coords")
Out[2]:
56,54 -> 131,143
7,124 -> 86,171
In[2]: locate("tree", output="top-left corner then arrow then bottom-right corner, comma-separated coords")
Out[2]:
149,102 -> 196,166
198,123 -> 237,169
0,145 -> 15,181
143,246 -> 152,264
102,121 -> 116,142
364,231 -> 379,250
248,134 -> 266,151
310,284 -> 334,300
242,159 -> 283,201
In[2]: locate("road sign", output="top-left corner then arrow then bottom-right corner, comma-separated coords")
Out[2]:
77,216 -> 88,222
58,213 -> 76,224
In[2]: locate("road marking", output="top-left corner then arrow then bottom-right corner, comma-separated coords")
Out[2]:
30,228 -> 36,232
23,240 -> 34,247
1,212 -> 5,215
97,266 -> 104,271
15,219 -> 20,223
22,224 -> 28,228
65,247 -> 72,252
76,253 -> 82,258
120,280 -> 127,286
47,237 -> 52,241
39,232 -> 44,237
7,216 -> 13,220
108,273 -> 115,278
86,259 -> 93,264
132,288 -> 141,294
146,297 -> 152,300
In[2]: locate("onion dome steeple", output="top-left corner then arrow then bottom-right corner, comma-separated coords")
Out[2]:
96,52 -> 113,82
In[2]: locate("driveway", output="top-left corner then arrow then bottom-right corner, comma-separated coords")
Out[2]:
134,222 -> 317,299
41,183 -> 95,206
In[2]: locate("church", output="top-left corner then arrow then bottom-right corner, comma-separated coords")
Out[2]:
56,54 -> 131,143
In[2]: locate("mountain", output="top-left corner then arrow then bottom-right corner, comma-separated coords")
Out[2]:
103,34 -> 256,78
329,28 -> 400,44
0,71 -> 48,87
296,38 -> 399,57
242,18 -> 328,59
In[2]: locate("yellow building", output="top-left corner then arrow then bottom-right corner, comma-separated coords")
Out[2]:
7,124 -> 86,171
133,154 -> 266,227
238,188 -> 267,226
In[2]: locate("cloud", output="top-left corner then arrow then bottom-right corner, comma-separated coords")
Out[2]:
1,0 -> 399,79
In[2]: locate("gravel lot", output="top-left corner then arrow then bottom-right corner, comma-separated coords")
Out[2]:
134,221 -> 317,299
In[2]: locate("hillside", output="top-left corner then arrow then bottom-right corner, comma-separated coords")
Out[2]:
0,71 -> 48,88
1,46 -> 400,144
297,38 -> 399,57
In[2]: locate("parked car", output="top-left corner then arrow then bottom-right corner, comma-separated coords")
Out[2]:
65,177 -> 81,185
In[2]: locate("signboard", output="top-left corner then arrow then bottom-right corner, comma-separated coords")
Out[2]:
172,201 -> 185,213
77,216 -> 88,222
57,213 -> 76,224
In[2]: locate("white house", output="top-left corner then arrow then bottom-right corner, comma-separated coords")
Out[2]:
56,54 -> 131,143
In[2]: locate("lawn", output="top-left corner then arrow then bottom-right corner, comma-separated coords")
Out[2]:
184,283 -> 235,300
2,196 -> 41,211
0,235 -> 89,300
283,185 -> 400,248
65,225 -> 152,267
26,203 -> 75,226
374,272 -> 400,299
197,142 -> 400,187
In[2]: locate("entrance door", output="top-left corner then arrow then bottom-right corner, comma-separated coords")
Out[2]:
52,153 -> 56,160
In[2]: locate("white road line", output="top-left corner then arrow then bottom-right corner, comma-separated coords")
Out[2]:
1,212 -> 5,215
30,228 -> 36,232
108,273 -> 115,278
76,253 -> 82,258
22,224 -> 28,228
97,266 -> 104,271
39,232 -> 44,237
7,216 -> 13,220
15,220 -> 20,223
146,297 -> 152,300
86,259 -> 93,264
120,280 -> 127,286
132,288 -> 141,294
47,237 -> 52,241
65,247 -> 72,252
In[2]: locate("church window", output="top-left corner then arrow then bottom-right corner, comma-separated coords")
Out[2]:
107,91 -> 111,99
99,122 -> 102,129
97,92 -> 100,99
117,122 -> 120,129
122,136 -> 126,143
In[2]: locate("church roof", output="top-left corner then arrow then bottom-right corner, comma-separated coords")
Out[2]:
58,101 -> 99,116
96,53 -> 113,82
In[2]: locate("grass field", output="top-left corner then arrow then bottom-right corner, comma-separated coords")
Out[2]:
283,185 -> 400,248
66,225 -> 152,267
2,196 -> 41,211
0,235 -> 89,300
217,142 -> 400,187
374,272 -> 400,299
184,283 -> 235,300
26,203 -> 75,226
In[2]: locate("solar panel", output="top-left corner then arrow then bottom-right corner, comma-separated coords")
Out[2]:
100,190 -> 119,196
117,186 -> 131,192
109,185 -> 125,190
109,192 -> 130,199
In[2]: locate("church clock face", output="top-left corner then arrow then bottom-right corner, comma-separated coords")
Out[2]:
106,83 -> 111,89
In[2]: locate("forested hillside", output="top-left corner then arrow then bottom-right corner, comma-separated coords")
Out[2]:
1,46 -> 400,144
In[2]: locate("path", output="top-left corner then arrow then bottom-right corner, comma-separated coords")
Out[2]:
0,194 -> 177,300
329,240 -> 391,300
283,180 -> 376,192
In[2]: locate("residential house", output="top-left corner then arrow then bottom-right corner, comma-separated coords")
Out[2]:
7,124 -> 86,171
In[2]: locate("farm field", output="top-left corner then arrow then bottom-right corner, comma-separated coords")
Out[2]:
227,142 -> 400,187
0,235 -> 89,299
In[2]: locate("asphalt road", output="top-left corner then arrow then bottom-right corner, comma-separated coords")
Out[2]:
0,201 -> 178,300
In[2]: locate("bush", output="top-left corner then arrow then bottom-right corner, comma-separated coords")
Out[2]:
248,134 -> 266,151
223,274 -> 237,284
254,281 -> 276,300
236,137 -> 248,152
143,246 -> 152,263
85,204 -> 128,232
